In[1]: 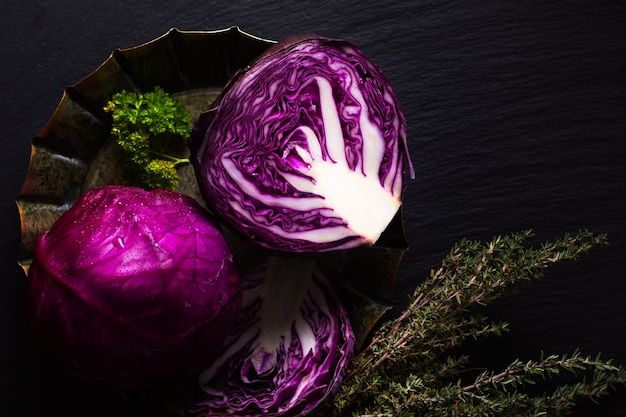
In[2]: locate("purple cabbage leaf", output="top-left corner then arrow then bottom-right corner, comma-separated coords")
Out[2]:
26,185 -> 241,392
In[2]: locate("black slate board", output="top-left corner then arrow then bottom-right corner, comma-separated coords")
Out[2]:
1,1 -> 625,416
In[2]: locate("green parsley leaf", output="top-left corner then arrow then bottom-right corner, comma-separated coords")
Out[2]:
104,86 -> 192,190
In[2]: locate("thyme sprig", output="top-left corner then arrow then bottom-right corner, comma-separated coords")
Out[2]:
329,229 -> 626,416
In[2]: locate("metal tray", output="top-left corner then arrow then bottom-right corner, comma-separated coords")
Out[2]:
16,26 -> 409,412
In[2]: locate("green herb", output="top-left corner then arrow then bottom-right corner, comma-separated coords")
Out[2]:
328,229 -> 626,416
104,86 -> 192,190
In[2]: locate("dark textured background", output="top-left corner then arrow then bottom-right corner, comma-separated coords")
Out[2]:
2,1 -> 625,415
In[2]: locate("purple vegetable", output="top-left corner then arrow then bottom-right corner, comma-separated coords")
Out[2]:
190,35 -> 413,252
26,185 -> 241,392
190,256 -> 355,417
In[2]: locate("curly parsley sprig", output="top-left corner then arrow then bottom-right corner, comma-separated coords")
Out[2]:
104,87 -> 192,190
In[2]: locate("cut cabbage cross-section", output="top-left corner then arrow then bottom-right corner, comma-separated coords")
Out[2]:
190,256 -> 355,417
189,35 -> 413,252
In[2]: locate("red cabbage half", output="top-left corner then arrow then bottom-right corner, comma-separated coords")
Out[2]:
190,256 -> 355,417
26,185 -> 241,391
189,35 -> 413,252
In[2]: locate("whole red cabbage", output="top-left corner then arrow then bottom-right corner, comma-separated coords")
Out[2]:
26,185 -> 241,391
190,35 -> 413,252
